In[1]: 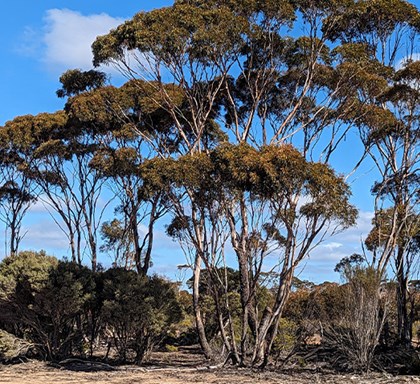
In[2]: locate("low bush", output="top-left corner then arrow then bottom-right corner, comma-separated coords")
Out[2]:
0,252 -> 183,363
100,269 -> 182,364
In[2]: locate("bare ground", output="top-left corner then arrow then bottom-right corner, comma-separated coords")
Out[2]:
0,347 -> 419,384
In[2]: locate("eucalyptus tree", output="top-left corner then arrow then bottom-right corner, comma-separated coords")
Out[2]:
0,70 -> 110,269
141,144 -> 356,365
92,6 -> 258,354
1,105 -> 108,270
212,144 -> 356,365
366,207 -> 420,346
91,0 -> 419,363
0,130 -> 38,256
67,78 -> 187,275
90,0 -> 361,364
321,0 -> 420,346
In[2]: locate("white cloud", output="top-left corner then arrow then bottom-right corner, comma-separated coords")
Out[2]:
15,8 -> 162,80
322,242 -> 343,251
41,9 -> 124,73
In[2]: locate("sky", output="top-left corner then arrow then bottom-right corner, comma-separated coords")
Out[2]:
0,1 -> 418,284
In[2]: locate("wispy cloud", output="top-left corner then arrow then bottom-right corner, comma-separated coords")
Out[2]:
15,26 -> 43,57
297,210 -> 374,282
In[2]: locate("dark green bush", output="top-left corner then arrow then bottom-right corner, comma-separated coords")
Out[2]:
100,268 -> 182,364
0,252 -> 183,364
0,255 -> 95,360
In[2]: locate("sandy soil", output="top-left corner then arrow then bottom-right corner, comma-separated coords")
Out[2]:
0,348 -> 419,384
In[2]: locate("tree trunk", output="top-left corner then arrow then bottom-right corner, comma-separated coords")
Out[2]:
396,247 -> 411,347
69,228 -> 77,264
130,207 -> 142,274
213,288 -> 236,361
193,252 -> 212,359
10,215 -> 18,255
141,196 -> 159,276
252,268 -> 294,367
227,196 -> 258,364
87,223 -> 97,271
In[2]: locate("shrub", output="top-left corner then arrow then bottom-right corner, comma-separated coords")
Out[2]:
323,266 -> 387,372
271,318 -> 298,364
0,250 -> 58,300
31,261 -> 96,359
0,253 -> 184,364
0,255 -> 96,360
0,330 -> 33,361
100,269 -> 182,364
0,251 -> 58,337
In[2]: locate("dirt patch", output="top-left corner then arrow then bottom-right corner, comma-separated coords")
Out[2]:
0,347 -> 419,384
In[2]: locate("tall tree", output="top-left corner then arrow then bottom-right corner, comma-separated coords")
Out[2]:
324,0 -> 420,346
68,79 -> 185,275
91,0 -> 419,362
141,144 -> 356,364
0,133 -> 38,256
2,109 -> 108,270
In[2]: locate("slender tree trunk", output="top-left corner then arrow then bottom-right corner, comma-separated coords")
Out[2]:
10,215 -> 18,255
76,226 -> 82,265
225,296 -> 240,364
228,196 -> 258,364
252,268 -> 294,367
193,252 -> 212,359
213,289 -> 232,355
396,247 -> 411,347
237,250 -> 257,364
130,206 -> 142,273
69,228 -> 77,264
141,196 -> 159,275
86,221 -> 97,271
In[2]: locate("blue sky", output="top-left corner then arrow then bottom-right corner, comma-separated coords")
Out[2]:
0,1 -> 172,126
0,1 -> 418,283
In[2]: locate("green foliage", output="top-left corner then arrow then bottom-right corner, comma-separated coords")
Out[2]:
284,281 -> 346,343
323,0 -> 419,43
365,208 -> 420,254
57,69 -> 107,98
100,269 -> 182,364
142,143 -> 357,230
0,254 -> 184,363
93,3 -> 249,66
164,344 -> 179,352
0,250 -> 58,300
1,112 -> 68,154
334,253 -> 364,274
2,0 -> 419,369
100,219 -> 134,268
271,318 -> 298,357
0,256 -> 95,360
0,330 -> 33,361
30,262 -> 96,359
